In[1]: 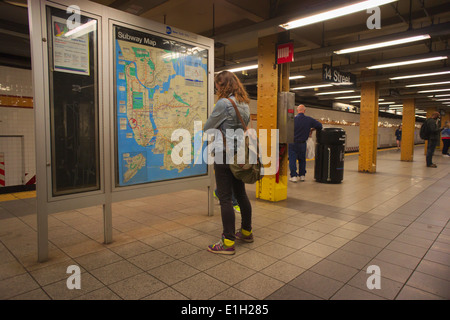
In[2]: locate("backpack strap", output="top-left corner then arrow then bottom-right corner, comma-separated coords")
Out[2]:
227,98 -> 247,131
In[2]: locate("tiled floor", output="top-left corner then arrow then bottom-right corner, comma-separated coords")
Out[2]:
0,146 -> 449,300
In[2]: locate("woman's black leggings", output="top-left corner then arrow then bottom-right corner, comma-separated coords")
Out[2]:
214,163 -> 252,241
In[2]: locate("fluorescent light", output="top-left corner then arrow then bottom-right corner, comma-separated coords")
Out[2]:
226,64 -> 258,73
289,75 -> 306,80
406,81 -> 450,87
280,0 -> 397,30
291,84 -> 333,90
390,70 -> 450,80
335,95 -> 361,99
350,100 -> 361,103
378,102 -> 396,105
64,20 -> 97,38
316,90 -> 355,96
350,99 -> 386,103
435,98 -> 450,101
368,56 -> 448,69
417,88 -> 450,93
433,94 -> 450,97
335,35 -> 430,54
389,104 -> 403,107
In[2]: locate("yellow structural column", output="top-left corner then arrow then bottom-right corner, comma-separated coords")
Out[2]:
401,99 -> 415,161
358,79 -> 379,173
277,50 -> 290,197
255,34 -> 287,202
424,108 -> 437,155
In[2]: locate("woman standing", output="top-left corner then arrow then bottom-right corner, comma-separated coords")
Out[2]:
203,71 -> 253,255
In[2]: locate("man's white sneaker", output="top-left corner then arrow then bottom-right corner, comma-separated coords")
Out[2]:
299,176 -> 305,181
289,176 -> 299,182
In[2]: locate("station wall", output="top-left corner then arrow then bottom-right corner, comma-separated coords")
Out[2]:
0,66 -> 424,189
0,66 -> 35,189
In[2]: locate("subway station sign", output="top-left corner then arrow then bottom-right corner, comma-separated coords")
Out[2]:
322,64 -> 356,86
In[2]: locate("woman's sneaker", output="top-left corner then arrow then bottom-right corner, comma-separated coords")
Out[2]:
207,237 -> 235,255
235,229 -> 254,243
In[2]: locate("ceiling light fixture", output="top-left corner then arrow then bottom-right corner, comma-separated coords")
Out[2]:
367,56 -> 448,69
316,90 -> 355,96
405,81 -> 450,87
334,35 -> 430,55
289,75 -> 306,80
417,88 -> 450,93
334,95 -> 361,99
280,0 -> 397,30
226,64 -> 258,73
291,84 -> 333,90
389,70 -> 450,80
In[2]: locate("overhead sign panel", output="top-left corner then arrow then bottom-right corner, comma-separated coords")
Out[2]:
322,64 -> 356,87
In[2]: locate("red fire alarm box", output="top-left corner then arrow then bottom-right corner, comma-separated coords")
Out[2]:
277,42 -> 294,64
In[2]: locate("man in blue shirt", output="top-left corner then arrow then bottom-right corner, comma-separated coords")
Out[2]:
289,104 -> 323,182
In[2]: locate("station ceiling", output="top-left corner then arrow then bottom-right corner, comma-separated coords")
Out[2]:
1,0 -> 450,115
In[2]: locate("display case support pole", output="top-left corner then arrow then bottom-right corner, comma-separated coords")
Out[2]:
37,204 -> 49,263
103,200 -> 113,244
208,181 -> 214,216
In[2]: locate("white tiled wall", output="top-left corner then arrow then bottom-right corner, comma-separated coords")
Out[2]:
0,136 -> 23,186
0,66 -> 35,187
0,66 -> 33,97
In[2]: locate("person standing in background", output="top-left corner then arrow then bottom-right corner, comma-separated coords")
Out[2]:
425,111 -> 441,168
395,125 -> 402,151
289,104 -> 323,182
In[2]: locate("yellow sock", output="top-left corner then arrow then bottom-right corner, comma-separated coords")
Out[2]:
241,229 -> 252,236
223,238 -> 235,247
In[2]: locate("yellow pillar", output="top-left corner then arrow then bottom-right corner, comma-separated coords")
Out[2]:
277,50 -> 290,197
401,99 -> 415,161
424,108 -> 437,155
358,79 -> 379,173
255,34 -> 287,202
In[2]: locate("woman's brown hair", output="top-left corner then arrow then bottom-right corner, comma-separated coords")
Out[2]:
215,71 -> 250,104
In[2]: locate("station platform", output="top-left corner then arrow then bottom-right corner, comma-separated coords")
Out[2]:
0,145 -> 449,301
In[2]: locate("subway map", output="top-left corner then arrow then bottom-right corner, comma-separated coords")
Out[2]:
115,26 -> 208,186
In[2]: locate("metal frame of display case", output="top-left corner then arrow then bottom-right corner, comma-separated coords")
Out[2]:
28,0 -> 215,262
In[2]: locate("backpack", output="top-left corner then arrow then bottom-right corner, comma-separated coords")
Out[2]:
226,98 -> 262,184
419,120 -> 429,140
